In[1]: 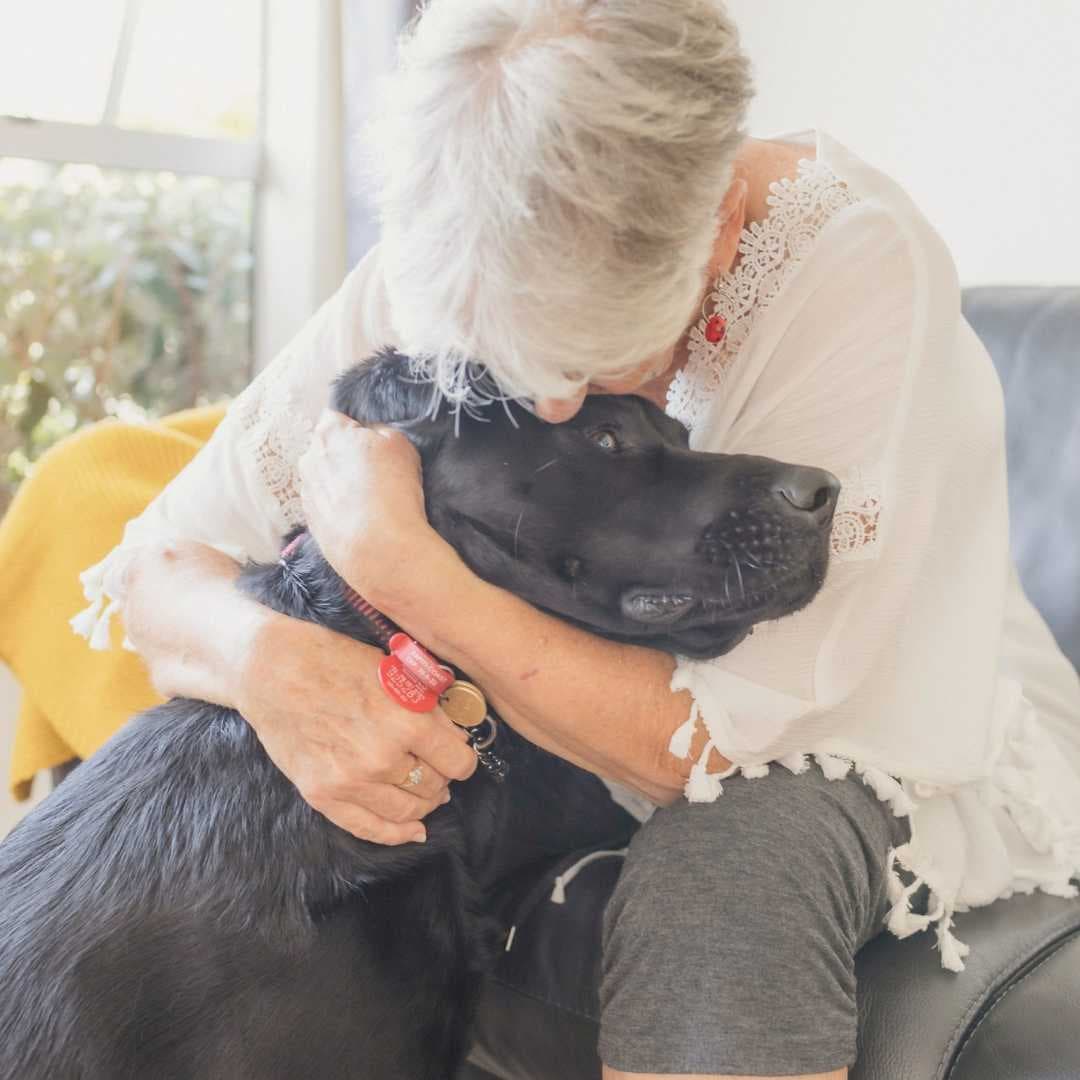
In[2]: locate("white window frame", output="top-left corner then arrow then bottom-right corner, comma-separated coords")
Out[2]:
0,1 -> 348,785
0,0 -> 347,374
254,0 -> 346,369
0,116 -> 260,180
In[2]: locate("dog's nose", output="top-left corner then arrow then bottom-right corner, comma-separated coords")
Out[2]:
772,466 -> 841,523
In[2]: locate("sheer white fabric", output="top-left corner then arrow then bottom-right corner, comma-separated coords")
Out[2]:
661,132 -> 1080,969
71,247 -> 398,644
73,130 -> 1080,971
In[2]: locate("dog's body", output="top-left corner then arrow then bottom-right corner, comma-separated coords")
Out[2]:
0,556 -> 515,1079
0,351 -> 839,1078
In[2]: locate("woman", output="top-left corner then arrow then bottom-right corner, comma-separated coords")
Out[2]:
74,2 -> 1080,1077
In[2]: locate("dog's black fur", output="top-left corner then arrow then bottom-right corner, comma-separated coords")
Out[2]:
0,349 -> 837,1079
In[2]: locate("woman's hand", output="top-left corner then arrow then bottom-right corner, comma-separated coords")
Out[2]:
121,537 -> 478,847
236,612 -> 479,845
289,409 -> 482,841
297,410 -> 452,603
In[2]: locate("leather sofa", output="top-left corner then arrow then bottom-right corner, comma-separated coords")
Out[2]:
459,287 -> 1080,1080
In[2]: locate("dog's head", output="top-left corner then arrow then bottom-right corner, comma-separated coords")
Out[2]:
333,349 -> 838,660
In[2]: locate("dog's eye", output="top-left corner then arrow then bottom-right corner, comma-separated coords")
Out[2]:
589,429 -> 620,452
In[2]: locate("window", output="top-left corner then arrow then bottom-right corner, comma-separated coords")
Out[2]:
0,0 -> 264,515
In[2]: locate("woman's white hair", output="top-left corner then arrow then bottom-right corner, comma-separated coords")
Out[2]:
368,0 -> 753,405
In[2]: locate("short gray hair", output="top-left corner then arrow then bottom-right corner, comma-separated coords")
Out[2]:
369,0 -> 753,404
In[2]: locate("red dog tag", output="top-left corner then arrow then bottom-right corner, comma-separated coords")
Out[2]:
376,633 -> 455,712
388,632 -> 455,695
378,654 -> 440,712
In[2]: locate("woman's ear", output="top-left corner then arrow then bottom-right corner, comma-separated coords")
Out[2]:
707,177 -> 749,280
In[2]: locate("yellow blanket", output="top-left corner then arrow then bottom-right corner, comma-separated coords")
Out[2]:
1,405 -> 226,799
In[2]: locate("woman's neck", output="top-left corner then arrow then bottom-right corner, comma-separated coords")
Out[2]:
629,139 -> 816,414
736,137 -> 811,226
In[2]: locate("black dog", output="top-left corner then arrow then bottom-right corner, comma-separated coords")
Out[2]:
0,349 -> 839,1079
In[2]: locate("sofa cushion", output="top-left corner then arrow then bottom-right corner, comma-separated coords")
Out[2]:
962,287 -> 1080,669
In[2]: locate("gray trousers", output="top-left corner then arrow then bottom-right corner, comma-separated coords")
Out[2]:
487,755 -> 911,1076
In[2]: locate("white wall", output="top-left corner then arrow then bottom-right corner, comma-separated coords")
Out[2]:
725,0 -> 1080,286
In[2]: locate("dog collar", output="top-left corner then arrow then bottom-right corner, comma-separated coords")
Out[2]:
279,532 -> 505,777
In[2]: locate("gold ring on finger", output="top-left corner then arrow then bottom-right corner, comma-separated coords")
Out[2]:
401,763 -> 424,789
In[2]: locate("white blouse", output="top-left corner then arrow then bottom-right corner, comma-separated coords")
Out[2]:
74,130 -> 1080,972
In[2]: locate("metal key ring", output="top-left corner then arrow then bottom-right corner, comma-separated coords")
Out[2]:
469,714 -> 498,751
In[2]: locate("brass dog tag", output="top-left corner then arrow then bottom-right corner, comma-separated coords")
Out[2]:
439,681 -> 488,728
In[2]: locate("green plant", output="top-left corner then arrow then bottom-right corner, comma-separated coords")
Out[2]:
0,160 -> 254,516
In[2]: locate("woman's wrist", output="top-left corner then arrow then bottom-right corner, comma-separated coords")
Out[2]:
123,539 -> 264,708
357,532 -> 471,632
229,604 -> 292,715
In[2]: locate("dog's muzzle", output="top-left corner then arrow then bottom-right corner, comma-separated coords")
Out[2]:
619,590 -> 696,624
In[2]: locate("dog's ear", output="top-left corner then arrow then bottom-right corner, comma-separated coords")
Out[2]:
332,347 -> 442,429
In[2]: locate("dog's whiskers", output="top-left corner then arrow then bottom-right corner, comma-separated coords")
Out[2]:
733,555 -> 746,602
533,458 -> 560,474
499,395 -> 522,430
513,509 -> 526,561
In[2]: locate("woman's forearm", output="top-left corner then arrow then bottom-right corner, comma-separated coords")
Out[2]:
369,544 -> 729,805
121,540 -> 275,707
120,538 -> 479,843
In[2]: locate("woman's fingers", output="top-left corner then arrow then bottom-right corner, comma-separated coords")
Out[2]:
390,756 -> 452,802
320,799 -> 430,846
404,710 -> 479,782
365,777 -> 450,823
237,619 -> 481,847
375,751 -> 451,803
315,768 -> 456,841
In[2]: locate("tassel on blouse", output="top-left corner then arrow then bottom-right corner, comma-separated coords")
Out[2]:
777,752 -> 810,775
69,554 -> 119,651
992,706 -> 1080,897
668,703 -> 700,760
935,911 -> 972,973
854,764 -> 916,818
68,593 -> 105,642
814,752 -> 854,780
90,600 -> 120,651
884,845 -> 965,965
686,744 -> 726,802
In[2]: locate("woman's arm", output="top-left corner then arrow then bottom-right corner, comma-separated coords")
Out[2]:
384,540 -> 712,804
78,248 -> 478,844
119,540 -> 263,710
298,414 -> 730,807
120,538 -> 478,843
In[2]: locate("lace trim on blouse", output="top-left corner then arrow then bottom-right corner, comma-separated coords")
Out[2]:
830,465 -> 882,562
665,159 -> 878,563
232,344 -> 315,532
665,158 -> 858,435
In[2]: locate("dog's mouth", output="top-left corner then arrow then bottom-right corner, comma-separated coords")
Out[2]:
619,569 -> 823,629
620,588 -> 697,625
